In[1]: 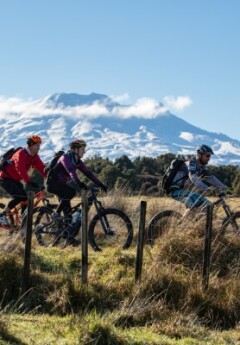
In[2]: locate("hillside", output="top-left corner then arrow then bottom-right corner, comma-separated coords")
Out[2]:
0,92 -> 240,165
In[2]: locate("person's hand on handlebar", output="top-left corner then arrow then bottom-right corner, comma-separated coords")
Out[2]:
202,188 -> 212,197
75,181 -> 88,193
26,181 -> 40,191
99,183 -> 108,193
218,191 -> 227,198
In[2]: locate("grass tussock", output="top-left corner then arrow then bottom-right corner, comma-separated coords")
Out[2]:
1,194 -> 240,343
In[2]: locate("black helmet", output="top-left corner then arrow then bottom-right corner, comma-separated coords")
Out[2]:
69,139 -> 87,149
196,144 -> 214,155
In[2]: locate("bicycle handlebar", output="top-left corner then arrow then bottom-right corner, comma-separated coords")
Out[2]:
88,185 -> 100,193
217,192 -> 227,199
75,185 -> 100,198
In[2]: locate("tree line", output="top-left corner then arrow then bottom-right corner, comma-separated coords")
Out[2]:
2,153 -> 239,198
83,153 -> 240,196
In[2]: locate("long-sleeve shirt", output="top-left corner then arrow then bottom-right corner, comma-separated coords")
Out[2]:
52,151 -> 104,188
186,157 -> 227,191
171,156 -> 227,192
0,148 -> 46,183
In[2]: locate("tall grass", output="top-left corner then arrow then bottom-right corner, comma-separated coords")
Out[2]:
1,193 -> 240,343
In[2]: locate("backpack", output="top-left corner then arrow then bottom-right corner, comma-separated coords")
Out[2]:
162,158 -> 188,195
0,147 -> 22,171
45,150 -> 65,175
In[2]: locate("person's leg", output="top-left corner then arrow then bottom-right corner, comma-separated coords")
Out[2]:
0,179 -> 27,211
171,189 -> 211,209
47,182 -> 76,215
187,193 -> 212,209
47,182 -> 82,245
171,189 -> 191,207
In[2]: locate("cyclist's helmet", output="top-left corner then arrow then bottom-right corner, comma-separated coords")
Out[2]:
27,135 -> 42,146
196,144 -> 214,155
69,139 -> 87,149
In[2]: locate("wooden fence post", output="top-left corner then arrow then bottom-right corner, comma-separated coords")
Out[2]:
135,200 -> 147,282
23,191 -> 34,292
202,203 -> 214,291
81,191 -> 88,285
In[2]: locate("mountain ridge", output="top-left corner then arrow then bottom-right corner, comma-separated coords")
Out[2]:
0,92 -> 240,165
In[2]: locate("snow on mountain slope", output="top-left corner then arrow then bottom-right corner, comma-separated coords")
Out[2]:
0,92 -> 239,165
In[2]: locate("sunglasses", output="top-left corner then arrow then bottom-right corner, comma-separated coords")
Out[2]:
203,154 -> 211,158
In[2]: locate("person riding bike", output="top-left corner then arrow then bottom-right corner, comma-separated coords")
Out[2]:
0,135 -> 46,225
170,144 -> 227,209
46,139 -> 108,246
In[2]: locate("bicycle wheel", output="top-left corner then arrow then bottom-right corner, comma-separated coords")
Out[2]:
88,208 -> 133,252
220,211 -> 240,237
20,206 -> 41,243
34,207 -> 64,246
0,203 -> 16,237
147,210 -> 182,245
0,203 -> 11,237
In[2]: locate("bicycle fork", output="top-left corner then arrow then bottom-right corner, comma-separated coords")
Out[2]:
94,202 -> 114,236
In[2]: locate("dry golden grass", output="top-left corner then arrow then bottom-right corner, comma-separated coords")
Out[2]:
1,195 -> 240,343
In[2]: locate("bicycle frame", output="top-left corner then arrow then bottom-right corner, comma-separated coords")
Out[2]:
60,188 -> 111,234
2,189 -> 51,231
213,197 -> 240,232
213,197 -> 232,217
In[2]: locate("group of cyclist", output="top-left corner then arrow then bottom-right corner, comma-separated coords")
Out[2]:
0,135 -> 107,246
0,134 -> 227,246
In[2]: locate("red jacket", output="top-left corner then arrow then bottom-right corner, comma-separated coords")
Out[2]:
0,148 -> 46,183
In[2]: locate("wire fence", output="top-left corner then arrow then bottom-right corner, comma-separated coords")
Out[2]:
0,191 -> 239,292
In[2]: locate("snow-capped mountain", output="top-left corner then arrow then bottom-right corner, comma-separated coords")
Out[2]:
0,92 -> 240,165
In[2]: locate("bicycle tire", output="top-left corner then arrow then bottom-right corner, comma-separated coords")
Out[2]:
0,203 -> 15,233
147,210 -> 182,245
21,206 -> 57,247
33,207 -> 66,246
20,204 -> 58,243
88,208 -> 133,252
220,211 -> 240,237
20,206 -> 42,243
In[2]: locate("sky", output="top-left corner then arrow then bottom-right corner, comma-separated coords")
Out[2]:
0,0 -> 240,140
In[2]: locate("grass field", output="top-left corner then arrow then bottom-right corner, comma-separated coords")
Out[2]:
1,193 -> 240,344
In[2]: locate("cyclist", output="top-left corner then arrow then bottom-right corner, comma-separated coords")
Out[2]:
170,144 -> 227,209
0,135 -> 46,225
46,139 -> 108,246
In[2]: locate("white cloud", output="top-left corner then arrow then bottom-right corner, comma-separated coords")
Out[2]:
0,95 -> 168,120
0,96 -> 109,119
112,98 -> 167,119
110,93 -> 130,103
163,95 -> 193,112
179,132 -> 194,142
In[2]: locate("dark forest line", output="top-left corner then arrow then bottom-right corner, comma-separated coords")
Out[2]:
5,153 -> 238,197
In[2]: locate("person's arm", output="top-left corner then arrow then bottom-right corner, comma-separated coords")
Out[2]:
203,175 -> 227,191
77,160 -> 107,191
33,155 -> 47,178
188,158 -> 209,191
59,153 -> 80,184
13,149 -> 31,183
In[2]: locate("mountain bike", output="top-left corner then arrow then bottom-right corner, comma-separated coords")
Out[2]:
0,188 -> 57,238
147,194 -> 240,245
31,186 -> 134,251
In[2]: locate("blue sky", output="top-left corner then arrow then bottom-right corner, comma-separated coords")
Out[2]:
1,0 -> 240,140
